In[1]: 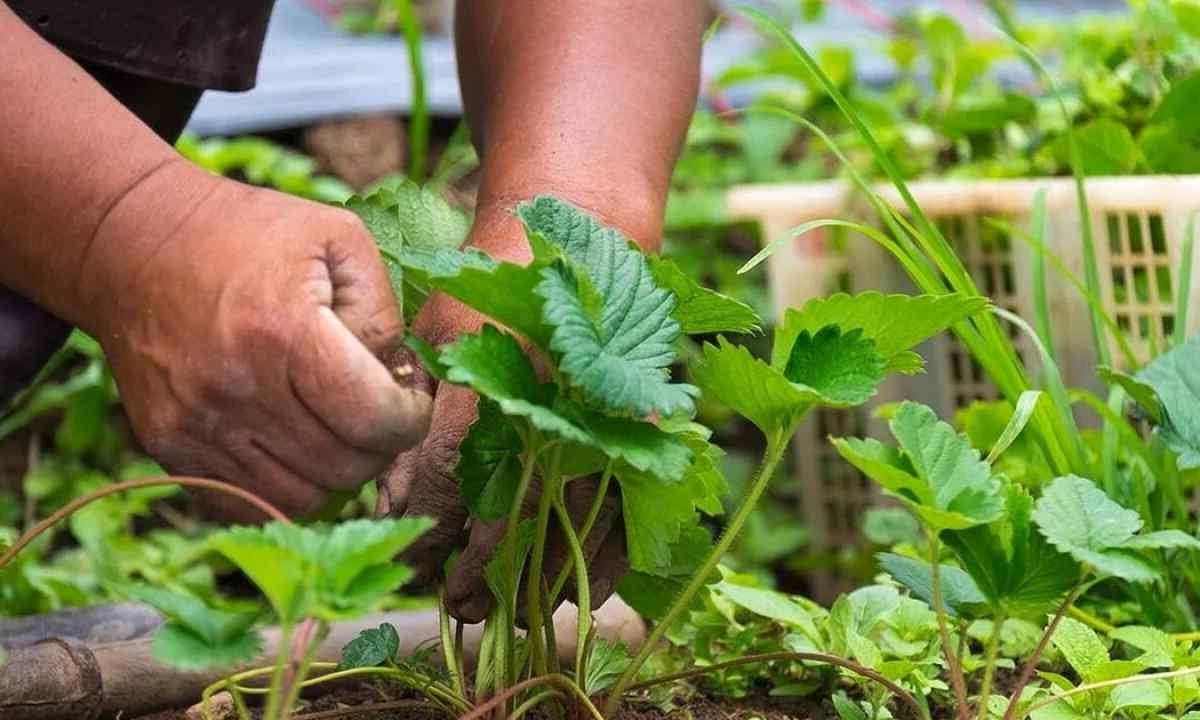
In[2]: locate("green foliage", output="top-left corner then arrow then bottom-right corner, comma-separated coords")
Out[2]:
123,584 -> 262,670
1120,334 -> 1200,469
835,402 -> 1005,533
519,197 -> 699,417
176,134 -> 352,202
1033,475 -> 1200,583
340,623 -> 401,669
647,256 -> 762,335
209,518 -> 431,626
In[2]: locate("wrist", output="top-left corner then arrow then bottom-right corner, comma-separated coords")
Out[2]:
71,157 -> 221,336
471,172 -> 668,257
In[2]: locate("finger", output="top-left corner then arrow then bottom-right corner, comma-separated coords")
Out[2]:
397,384 -> 479,588
324,212 -> 404,359
252,395 -> 395,492
290,307 -> 433,455
446,476 -> 546,623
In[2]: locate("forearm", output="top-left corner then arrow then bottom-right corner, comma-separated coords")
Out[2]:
455,0 -> 708,256
0,4 -> 194,328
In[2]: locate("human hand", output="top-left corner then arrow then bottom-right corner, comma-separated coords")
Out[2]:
376,212 -> 629,623
77,160 -> 433,518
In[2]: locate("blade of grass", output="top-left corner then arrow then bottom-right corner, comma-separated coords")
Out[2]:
395,0 -> 428,181
999,31 -> 1111,369
1029,189 -> 1058,363
988,217 -> 1138,368
1175,212 -> 1197,347
739,218 -> 906,275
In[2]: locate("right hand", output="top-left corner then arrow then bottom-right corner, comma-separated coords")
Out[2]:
78,159 -> 433,518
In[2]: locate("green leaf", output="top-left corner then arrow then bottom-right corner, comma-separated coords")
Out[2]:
209,529 -> 311,624
1131,335 -> 1200,469
210,519 -> 430,623
1097,366 -> 1164,425
1122,529 -> 1200,551
944,484 -> 1079,619
440,326 -> 691,481
584,638 -> 632,695
648,256 -> 761,335
617,525 -> 714,619
691,338 -> 814,436
1052,119 -> 1138,176
438,325 -> 588,445
1033,475 -> 1161,583
122,585 -> 263,670
1110,679 -> 1170,712
986,391 -> 1043,464
835,403 -> 1004,533
783,326 -> 887,406
774,293 -> 989,369
340,623 -> 400,669
457,399 -> 524,522
431,261 -> 553,349
619,459 -> 714,575
537,261 -> 696,418
518,197 -> 696,417
876,553 -> 986,617
713,578 -> 822,641
1050,617 -> 1109,683
151,621 -> 263,671
380,180 -> 471,250
1111,626 -> 1174,669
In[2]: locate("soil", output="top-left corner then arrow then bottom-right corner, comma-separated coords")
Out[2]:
132,682 -> 840,720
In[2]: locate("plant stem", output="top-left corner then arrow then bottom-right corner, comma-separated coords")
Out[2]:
626,651 -> 927,720
510,690 -> 564,720
1002,585 -> 1083,720
498,442 -> 539,699
460,675 -> 604,720
976,617 -> 1006,720
928,536 -> 970,720
261,624 -> 295,720
1022,664 -> 1200,718
526,471 -> 558,678
603,432 -> 790,717
552,492 -> 591,682
1066,606 -> 1117,635
549,465 -> 613,604
273,620 -> 329,720
0,476 -> 289,569
438,585 -> 467,699
394,0 -> 428,180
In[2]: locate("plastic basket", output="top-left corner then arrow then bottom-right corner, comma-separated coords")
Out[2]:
727,176 -> 1200,597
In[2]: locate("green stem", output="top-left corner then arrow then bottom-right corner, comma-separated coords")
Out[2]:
260,624 -> 294,720
438,585 -> 467,699
553,492 -> 591,682
929,536 -> 970,720
235,665 -> 469,712
526,469 -> 559,678
274,621 -> 329,720
976,617 -> 1006,720
1002,585 -> 1083,720
394,0 -> 428,181
461,674 -> 604,720
1022,664 -> 1200,718
475,617 -> 497,700
510,690 -> 564,720
549,465 -> 613,604
603,431 -> 791,717
499,441 -> 539,698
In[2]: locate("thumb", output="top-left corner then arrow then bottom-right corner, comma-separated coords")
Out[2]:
290,307 -> 433,455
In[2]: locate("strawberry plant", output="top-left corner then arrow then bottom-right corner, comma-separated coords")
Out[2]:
341,172 -> 989,718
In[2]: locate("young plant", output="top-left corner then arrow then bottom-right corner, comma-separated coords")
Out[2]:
841,400 -> 1200,720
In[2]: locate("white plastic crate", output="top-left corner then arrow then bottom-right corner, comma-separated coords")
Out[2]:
727,176 -> 1200,596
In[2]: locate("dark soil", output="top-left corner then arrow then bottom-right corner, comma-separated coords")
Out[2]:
132,682 -> 839,720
